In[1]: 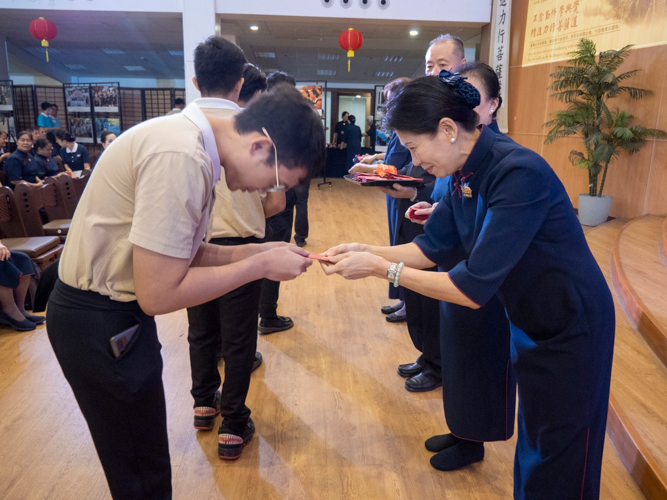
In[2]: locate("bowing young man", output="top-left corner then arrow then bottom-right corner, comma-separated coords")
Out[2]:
46,35 -> 325,499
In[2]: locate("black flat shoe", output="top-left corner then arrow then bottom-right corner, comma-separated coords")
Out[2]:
26,314 -> 46,325
385,312 -> 407,323
430,441 -> 484,471
258,315 -> 294,334
252,352 -> 263,372
405,371 -> 442,392
397,361 -> 425,378
425,433 -> 461,453
381,303 -> 403,315
0,311 -> 36,332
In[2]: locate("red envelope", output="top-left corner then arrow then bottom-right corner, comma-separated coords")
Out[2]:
308,253 -> 331,262
408,207 -> 430,221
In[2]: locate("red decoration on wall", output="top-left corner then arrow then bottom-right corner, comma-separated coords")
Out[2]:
29,17 -> 58,62
338,28 -> 363,72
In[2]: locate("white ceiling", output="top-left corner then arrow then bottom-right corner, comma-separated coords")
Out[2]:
2,9 -> 482,85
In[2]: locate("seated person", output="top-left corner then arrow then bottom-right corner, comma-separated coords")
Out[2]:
0,243 -> 44,332
100,130 -> 117,150
29,126 -> 45,156
0,131 -> 10,168
33,138 -> 63,179
4,130 -> 43,188
55,129 -> 91,177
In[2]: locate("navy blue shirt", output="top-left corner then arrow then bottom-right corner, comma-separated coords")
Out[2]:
60,143 -> 90,172
5,150 -> 38,185
34,154 -> 60,178
414,126 -> 613,337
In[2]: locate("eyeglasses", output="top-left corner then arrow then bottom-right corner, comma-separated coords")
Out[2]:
262,127 -> 285,193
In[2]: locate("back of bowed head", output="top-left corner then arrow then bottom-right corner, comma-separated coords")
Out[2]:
385,74 -> 480,136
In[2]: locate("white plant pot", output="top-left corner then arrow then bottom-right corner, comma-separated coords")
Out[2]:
578,194 -> 613,226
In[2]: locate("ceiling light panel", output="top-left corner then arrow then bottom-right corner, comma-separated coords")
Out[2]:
254,52 -> 276,58
318,54 -> 340,60
168,50 -> 184,56
317,69 -> 336,76
384,56 -> 403,63
102,48 -> 125,55
64,64 -> 85,70
375,71 -> 395,77
124,66 -> 146,71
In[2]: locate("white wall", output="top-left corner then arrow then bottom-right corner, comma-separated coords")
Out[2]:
338,95 -> 368,132
0,0 -> 181,12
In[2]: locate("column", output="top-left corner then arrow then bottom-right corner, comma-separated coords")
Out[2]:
0,36 -> 10,81
182,0 -> 216,104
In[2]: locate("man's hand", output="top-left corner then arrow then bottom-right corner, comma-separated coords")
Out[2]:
320,252 -> 388,280
324,242 -> 368,257
0,243 -> 10,261
260,246 -> 313,281
378,184 -> 417,199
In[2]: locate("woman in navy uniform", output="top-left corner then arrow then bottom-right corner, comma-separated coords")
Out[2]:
405,62 -> 515,467
32,138 -> 63,179
4,130 -> 44,188
55,129 -> 91,176
323,73 -> 615,499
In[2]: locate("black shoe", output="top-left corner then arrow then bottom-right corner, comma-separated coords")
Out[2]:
397,361 -> 425,378
425,433 -> 461,453
430,441 -> 484,471
385,312 -> 407,323
218,418 -> 255,460
252,352 -> 263,372
295,239 -> 306,248
193,389 -> 221,431
0,311 -> 36,332
258,316 -> 294,334
380,303 -> 403,315
405,369 -> 442,392
26,314 -> 46,325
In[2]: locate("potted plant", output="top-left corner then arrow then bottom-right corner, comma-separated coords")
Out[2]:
544,39 -> 667,226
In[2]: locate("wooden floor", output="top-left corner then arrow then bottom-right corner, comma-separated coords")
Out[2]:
0,179 -> 644,499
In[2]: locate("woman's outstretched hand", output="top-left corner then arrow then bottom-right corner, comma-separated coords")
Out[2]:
323,242 -> 368,258
319,251 -> 388,280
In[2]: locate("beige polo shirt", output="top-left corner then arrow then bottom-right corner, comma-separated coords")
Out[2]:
58,104 -> 219,302
196,98 -> 266,239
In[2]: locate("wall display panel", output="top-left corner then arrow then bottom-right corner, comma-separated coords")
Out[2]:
144,89 -> 172,120
119,88 -> 144,131
11,86 -> 36,135
522,0 -> 667,66
95,118 -> 120,139
374,85 -> 390,152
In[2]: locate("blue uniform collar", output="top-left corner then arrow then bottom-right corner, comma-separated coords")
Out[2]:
452,125 -> 496,198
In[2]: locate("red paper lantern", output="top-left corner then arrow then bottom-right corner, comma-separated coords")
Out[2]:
29,17 -> 58,62
339,28 -> 363,72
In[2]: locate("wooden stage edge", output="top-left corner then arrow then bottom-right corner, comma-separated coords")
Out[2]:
610,217 -> 667,368
607,394 -> 667,500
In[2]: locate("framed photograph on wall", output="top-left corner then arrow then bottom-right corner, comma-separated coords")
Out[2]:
0,82 -> 12,112
65,85 -> 92,112
95,117 -> 120,139
69,117 -> 94,143
92,84 -> 119,113
299,85 -> 323,115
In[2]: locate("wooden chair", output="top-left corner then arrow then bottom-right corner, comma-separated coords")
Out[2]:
54,156 -> 65,173
72,173 -> 91,198
0,186 -> 63,270
14,183 -> 71,238
46,176 -> 78,218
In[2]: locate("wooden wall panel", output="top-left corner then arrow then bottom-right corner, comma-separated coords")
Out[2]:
508,0 -> 667,218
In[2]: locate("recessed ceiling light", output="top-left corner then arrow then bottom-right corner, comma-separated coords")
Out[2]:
124,65 -> 146,71
384,56 -> 403,63
317,69 -> 336,76
254,52 -> 275,58
250,25 -> 259,31
410,30 -> 419,36
64,64 -> 85,70
356,95 -> 361,98
168,50 -> 184,56
318,53 -> 340,61
102,48 -> 125,55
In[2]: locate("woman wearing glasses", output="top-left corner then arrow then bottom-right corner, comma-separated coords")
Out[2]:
321,74 -> 614,499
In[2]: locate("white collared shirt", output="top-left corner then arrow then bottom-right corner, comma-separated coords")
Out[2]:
65,142 -> 79,154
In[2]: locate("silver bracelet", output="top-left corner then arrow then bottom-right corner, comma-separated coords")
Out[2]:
393,262 -> 404,288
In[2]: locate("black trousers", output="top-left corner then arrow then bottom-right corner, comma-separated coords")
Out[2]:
403,275 -> 442,375
293,183 -> 310,244
187,236 -> 263,436
259,202 -> 294,319
47,279 -> 171,500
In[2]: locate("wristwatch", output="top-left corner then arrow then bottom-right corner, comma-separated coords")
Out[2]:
386,262 -> 399,282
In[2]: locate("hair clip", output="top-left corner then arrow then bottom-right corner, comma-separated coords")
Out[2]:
438,70 -> 481,108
